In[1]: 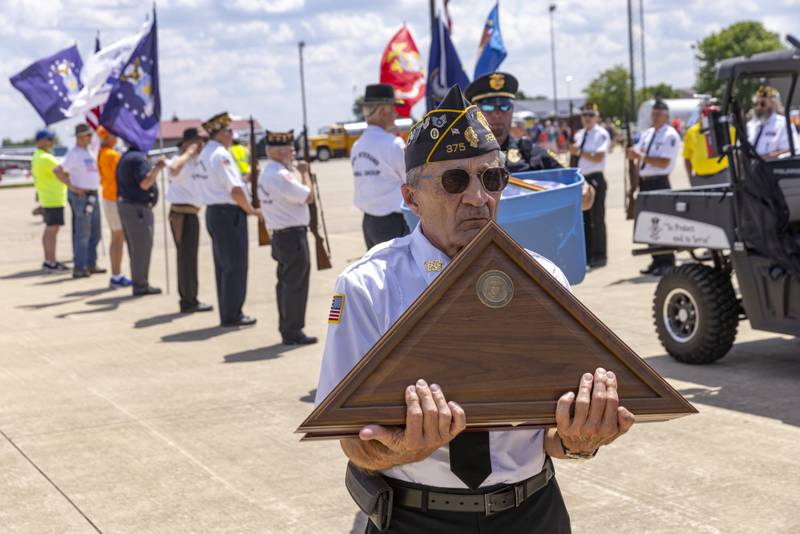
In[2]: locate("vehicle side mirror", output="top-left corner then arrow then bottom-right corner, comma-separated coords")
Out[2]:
707,109 -> 731,158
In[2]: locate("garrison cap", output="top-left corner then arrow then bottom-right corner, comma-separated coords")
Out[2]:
364,83 -> 404,106
581,102 -> 599,113
755,85 -> 779,99
465,72 -> 518,103
266,129 -> 294,146
405,85 -> 500,171
652,99 -> 669,111
203,112 -> 232,135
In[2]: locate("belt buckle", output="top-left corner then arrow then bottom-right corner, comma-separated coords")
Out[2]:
483,486 -> 514,517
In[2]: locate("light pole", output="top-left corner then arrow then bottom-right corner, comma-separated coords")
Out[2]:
565,75 -> 573,114
549,4 -> 558,117
626,0 -> 636,121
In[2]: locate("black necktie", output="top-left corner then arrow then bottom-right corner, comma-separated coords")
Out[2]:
640,128 -> 658,170
449,431 -> 491,489
753,124 -> 764,151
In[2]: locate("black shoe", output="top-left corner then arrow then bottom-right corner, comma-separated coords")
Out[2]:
133,286 -> 163,296
181,302 -> 214,313
282,334 -> 318,346
72,268 -> 90,279
88,265 -> 107,274
221,315 -> 257,327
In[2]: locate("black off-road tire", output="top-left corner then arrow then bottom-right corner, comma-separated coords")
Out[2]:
653,264 -> 739,364
316,146 -> 331,162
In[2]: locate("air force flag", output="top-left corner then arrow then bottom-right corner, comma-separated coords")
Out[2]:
100,11 -> 160,152
10,45 -> 84,125
426,15 -> 469,111
474,2 -> 507,79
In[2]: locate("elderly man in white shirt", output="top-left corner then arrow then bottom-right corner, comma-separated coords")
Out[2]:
258,129 -> 318,346
315,86 -> 635,534
351,83 -> 409,250
747,85 -> 799,160
570,102 -> 610,268
53,123 -> 106,278
194,112 -> 264,327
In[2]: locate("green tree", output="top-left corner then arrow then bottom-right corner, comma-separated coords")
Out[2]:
695,21 -> 784,97
583,65 -> 631,119
352,95 -> 365,121
637,83 -> 680,103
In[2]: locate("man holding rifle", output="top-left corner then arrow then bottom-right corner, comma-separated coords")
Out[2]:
258,130 -> 318,346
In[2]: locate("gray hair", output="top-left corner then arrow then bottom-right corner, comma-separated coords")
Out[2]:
404,150 -> 505,187
362,103 -> 384,121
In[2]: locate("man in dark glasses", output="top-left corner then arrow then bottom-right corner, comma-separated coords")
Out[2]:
465,71 -> 562,173
315,85 -> 634,534
747,85 -> 798,160
571,102 -> 610,269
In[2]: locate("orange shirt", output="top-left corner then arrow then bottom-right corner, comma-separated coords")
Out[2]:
97,146 -> 122,201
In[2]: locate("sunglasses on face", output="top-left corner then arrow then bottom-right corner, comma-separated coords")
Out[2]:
438,166 -> 509,194
581,112 -> 597,117
479,102 -> 512,113
754,101 -> 768,108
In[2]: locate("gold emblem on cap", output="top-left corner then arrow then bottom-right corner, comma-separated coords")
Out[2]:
489,73 -> 505,91
507,148 -> 521,163
465,127 -> 479,148
424,260 -> 443,272
476,110 -> 491,132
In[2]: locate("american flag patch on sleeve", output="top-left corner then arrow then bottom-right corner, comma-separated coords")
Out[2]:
328,294 -> 345,324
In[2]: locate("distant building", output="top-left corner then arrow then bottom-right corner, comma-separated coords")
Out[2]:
159,116 -> 263,147
515,98 -> 586,119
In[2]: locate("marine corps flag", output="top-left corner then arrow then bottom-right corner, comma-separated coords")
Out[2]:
380,25 -> 425,117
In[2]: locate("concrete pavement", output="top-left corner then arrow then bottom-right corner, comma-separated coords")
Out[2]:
0,151 -> 798,533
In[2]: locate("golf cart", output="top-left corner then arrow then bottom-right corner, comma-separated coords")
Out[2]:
632,43 -> 800,364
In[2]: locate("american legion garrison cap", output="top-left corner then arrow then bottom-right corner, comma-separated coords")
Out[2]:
266,130 -> 294,146
405,85 -> 501,171
202,112 -> 232,135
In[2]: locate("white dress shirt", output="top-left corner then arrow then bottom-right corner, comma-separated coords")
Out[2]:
315,225 -> 571,488
60,146 -> 100,190
573,125 -> 610,175
166,155 -> 200,205
747,113 -> 798,157
193,140 -> 245,205
351,125 -> 406,217
257,160 -> 310,230
636,124 -> 681,177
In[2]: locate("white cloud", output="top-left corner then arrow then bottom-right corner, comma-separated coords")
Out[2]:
228,0 -> 305,14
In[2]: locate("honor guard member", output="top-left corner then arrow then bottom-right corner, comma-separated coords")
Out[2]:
627,99 -> 682,276
258,130 -> 318,346
315,86 -> 635,534
465,72 -> 562,172
351,83 -> 410,250
571,102 -> 610,268
194,112 -> 264,327
747,85 -> 799,160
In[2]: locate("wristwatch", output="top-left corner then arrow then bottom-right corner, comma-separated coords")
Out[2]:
559,433 -> 598,460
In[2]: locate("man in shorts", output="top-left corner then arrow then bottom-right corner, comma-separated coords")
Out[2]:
31,130 -> 69,272
97,127 -> 133,288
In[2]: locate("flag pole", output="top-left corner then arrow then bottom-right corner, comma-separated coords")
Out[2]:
159,133 -> 170,294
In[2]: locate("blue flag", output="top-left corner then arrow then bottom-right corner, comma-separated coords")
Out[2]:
427,15 -> 470,111
100,11 -> 160,151
10,45 -> 84,125
474,2 -> 507,79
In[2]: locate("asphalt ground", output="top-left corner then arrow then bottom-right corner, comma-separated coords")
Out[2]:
0,149 -> 798,533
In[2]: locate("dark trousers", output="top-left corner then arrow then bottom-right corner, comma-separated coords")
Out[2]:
118,200 -> 154,291
582,172 -> 607,266
640,175 -> 675,268
271,227 -> 310,339
206,204 -> 248,324
365,478 -> 571,534
363,212 -> 410,250
169,207 -> 200,310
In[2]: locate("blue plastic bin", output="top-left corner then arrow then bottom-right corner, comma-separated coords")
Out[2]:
402,168 -> 586,285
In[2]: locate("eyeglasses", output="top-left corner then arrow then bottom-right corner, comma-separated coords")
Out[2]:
437,166 -> 509,194
479,102 -> 512,113
581,112 -> 597,117
754,101 -> 768,108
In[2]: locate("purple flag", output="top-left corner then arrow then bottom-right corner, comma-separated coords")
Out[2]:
100,10 -> 160,151
10,45 -> 84,125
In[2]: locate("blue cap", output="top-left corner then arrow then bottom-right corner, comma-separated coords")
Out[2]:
35,130 -> 55,141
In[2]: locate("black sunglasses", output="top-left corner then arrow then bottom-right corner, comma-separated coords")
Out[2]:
479,102 -> 512,113
438,166 -> 509,194
581,112 -> 597,117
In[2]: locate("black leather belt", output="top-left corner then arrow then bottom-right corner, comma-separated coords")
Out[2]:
387,457 -> 554,517
272,226 -> 307,234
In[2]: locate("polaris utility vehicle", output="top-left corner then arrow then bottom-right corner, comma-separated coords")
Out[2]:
632,43 -> 800,364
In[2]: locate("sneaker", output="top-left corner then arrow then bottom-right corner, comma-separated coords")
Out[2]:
110,275 -> 133,288
43,261 -> 69,273
88,265 -> 107,275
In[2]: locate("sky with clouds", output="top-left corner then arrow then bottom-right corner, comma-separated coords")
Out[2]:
1,0 -> 798,143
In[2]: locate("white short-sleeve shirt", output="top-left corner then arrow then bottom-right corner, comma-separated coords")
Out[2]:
636,124 -> 681,177
193,140 -> 245,205
166,154 -> 200,205
257,160 -> 311,230
573,125 -> 610,175
59,146 -> 100,190
351,125 -> 406,217
315,224 -> 571,489
747,113 -> 798,157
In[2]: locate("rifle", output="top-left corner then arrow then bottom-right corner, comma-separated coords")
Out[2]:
249,116 -> 271,246
299,40 -> 332,270
623,117 -> 640,220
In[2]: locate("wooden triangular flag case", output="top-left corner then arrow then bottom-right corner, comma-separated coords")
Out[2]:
299,221 -> 696,440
